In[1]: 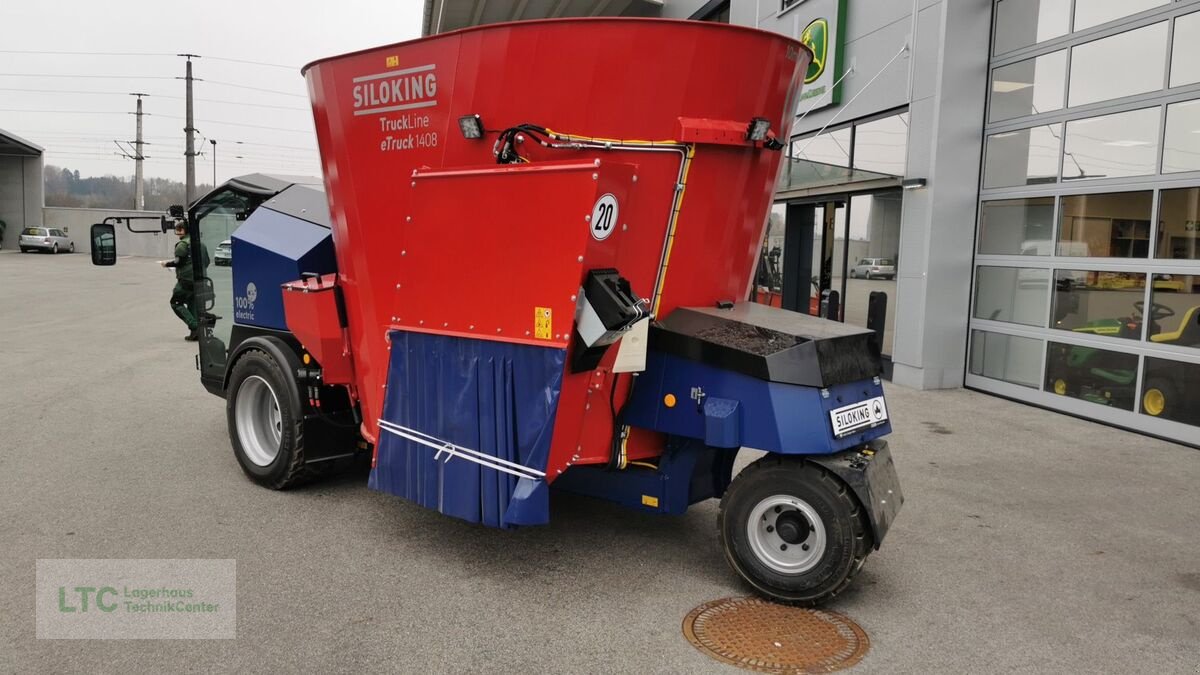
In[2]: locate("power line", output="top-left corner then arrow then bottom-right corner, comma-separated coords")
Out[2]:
0,73 -> 177,80
202,80 -> 307,98
0,49 -> 297,70
0,49 -> 174,57
204,55 -> 297,70
0,87 -> 309,111
0,108 -> 312,133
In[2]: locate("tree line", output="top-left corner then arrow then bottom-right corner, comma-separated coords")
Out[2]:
44,165 -> 212,211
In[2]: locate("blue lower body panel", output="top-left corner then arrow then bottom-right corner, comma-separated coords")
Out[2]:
623,352 -> 890,454
369,331 -> 566,528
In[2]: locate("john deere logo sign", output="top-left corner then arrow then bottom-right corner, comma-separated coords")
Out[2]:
801,18 -> 828,85
791,0 -> 844,111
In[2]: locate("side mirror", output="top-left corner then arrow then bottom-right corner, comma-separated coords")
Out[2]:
90,223 -> 117,266
168,204 -> 185,218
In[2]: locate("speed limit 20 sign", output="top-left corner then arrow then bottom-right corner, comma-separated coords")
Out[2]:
590,193 -> 619,241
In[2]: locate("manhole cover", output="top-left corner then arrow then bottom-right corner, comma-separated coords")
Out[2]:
682,597 -> 869,673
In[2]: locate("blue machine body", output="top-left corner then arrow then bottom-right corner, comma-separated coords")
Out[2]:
230,205 -> 336,330
624,352 -> 890,455
371,330 -> 566,529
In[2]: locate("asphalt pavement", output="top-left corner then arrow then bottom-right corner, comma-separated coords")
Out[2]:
1,250 -> 1198,673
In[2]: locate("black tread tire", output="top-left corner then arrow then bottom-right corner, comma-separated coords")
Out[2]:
718,455 -> 872,606
52,243 -> 58,254
226,349 -> 313,489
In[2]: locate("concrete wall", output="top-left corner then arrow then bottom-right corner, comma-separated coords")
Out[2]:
890,0 -> 991,389
43,207 -> 176,259
756,0 -> 918,132
0,154 -> 45,249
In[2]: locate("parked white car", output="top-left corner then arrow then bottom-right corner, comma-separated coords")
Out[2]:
19,227 -> 74,254
849,257 -> 895,280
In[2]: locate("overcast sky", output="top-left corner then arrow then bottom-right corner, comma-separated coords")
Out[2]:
0,0 -> 424,182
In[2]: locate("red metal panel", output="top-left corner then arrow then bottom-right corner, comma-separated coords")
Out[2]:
282,275 -> 355,385
395,160 -> 631,346
303,18 -> 809,457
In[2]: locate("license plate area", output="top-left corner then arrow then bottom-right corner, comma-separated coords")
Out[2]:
829,396 -> 888,438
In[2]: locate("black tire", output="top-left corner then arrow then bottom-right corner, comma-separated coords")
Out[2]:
719,455 -> 872,606
52,243 -> 59,254
20,247 -> 28,253
226,349 -> 312,489
68,242 -> 75,253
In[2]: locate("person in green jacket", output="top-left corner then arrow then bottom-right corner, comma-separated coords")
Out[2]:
160,220 -> 207,341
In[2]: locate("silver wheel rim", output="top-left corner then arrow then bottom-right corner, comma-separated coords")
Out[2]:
747,495 -> 827,575
235,375 -> 283,467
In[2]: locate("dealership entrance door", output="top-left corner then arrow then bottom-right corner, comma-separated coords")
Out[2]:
762,189 -> 903,363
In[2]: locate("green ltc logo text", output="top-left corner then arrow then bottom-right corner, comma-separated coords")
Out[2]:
59,586 -> 119,612
801,18 -> 829,84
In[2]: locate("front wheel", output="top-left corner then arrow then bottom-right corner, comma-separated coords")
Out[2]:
226,349 -> 312,489
1142,378 -> 1176,418
719,455 -> 871,605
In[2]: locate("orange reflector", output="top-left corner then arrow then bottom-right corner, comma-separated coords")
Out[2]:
302,353 -> 311,365
664,394 -> 677,408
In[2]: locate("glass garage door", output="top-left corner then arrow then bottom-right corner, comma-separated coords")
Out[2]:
969,1 -> 1200,445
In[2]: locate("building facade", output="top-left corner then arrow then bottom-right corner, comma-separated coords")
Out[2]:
0,129 -> 44,250
423,0 -> 1200,447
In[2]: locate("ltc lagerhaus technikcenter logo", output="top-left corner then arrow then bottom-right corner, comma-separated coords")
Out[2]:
36,559 -> 236,639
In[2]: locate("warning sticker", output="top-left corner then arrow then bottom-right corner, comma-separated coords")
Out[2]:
534,307 -> 552,340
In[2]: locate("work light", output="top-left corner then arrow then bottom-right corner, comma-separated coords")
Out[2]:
458,114 -> 484,140
746,117 -> 771,142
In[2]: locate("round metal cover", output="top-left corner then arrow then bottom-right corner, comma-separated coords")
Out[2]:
682,597 -> 869,673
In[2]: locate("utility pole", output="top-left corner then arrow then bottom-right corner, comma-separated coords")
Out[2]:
178,54 -> 201,207
130,93 -> 148,210
210,139 -> 217,187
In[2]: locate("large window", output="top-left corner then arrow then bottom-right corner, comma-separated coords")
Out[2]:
1057,191 -> 1153,257
983,125 -> 1061,188
1157,187 -> 1200,260
1170,11 -> 1200,88
974,266 -> 1050,326
1067,23 -> 1166,107
1062,108 -> 1160,181
1073,0 -> 1168,31
978,197 -> 1056,255
994,0 -> 1071,55
990,51 -> 1066,122
1051,269 -> 1147,336
1163,100 -> 1200,175
852,114 -> 909,176
970,330 -> 1043,388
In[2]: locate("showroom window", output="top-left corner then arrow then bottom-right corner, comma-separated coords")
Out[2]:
1066,23 -> 1166,107
983,125 -> 1061,188
1062,108 -> 1160,181
1170,11 -> 1200,88
989,50 -> 1066,122
973,0 -> 1200,445
993,0 -> 1071,55
1057,191 -> 1153,257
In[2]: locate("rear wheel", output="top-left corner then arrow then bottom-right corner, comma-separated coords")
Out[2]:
68,242 -> 75,253
227,349 -> 312,489
52,243 -> 59,254
719,455 -> 871,606
1142,378 -> 1176,418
